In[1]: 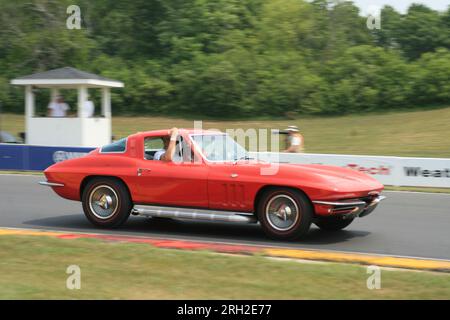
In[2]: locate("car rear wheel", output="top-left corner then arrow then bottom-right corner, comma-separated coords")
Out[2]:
82,177 -> 132,228
257,188 -> 313,240
315,217 -> 354,231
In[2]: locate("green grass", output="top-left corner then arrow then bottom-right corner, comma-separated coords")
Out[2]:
0,170 -> 43,175
384,186 -> 450,194
0,235 -> 449,299
3,106 -> 450,157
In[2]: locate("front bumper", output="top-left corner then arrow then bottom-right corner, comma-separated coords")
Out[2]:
313,195 -> 386,219
39,181 -> 65,187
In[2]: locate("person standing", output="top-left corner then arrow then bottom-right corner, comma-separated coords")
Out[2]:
283,125 -> 304,153
83,94 -> 95,118
47,95 -> 70,117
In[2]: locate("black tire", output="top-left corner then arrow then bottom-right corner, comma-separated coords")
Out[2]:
257,188 -> 313,240
81,177 -> 132,228
315,217 -> 354,231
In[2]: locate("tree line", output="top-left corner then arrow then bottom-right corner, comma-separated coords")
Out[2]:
0,0 -> 449,118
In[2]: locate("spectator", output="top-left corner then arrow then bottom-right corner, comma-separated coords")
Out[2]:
47,95 -> 70,117
283,125 -> 304,153
83,94 -> 95,118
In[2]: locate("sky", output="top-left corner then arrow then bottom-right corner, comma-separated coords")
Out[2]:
349,0 -> 449,14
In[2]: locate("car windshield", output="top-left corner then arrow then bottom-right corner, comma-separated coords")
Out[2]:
190,134 -> 249,162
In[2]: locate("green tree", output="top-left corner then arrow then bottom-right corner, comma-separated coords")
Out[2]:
411,48 -> 450,105
325,45 -> 413,113
396,4 -> 448,59
0,0 -> 449,117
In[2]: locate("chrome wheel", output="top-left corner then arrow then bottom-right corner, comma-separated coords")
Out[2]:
88,185 -> 119,220
265,194 -> 300,231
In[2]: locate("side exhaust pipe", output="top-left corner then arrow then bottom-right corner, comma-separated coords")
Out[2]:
132,205 -> 257,223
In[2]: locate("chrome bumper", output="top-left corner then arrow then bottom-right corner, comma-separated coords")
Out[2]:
39,181 -> 65,187
313,195 -> 386,219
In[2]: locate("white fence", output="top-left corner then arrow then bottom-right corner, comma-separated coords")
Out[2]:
251,152 -> 450,188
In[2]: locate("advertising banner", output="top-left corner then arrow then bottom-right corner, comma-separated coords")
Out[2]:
0,144 -> 95,171
253,152 -> 450,188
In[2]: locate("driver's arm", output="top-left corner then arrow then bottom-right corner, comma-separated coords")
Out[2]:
161,128 -> 178,162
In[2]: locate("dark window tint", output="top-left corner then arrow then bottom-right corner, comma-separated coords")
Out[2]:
101,138 -> 127,153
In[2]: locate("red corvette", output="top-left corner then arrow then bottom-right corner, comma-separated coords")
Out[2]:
40,129 -> 385,240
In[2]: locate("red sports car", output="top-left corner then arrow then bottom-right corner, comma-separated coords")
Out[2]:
40,129 -> 385,240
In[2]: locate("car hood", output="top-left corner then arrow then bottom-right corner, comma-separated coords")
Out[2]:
276,162 -> 384,192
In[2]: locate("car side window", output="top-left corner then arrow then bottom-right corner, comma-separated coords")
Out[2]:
144,137 -> 164,160
174,136 -> 194,163
144,135 -> 197,163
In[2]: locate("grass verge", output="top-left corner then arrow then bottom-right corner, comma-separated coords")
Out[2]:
384,186 -> 450,194
0,170 -> 43,176
0,235 -> 449,299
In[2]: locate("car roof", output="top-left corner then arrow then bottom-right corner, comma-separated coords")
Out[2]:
0,131 -> 18,143
129,129 -> 225,139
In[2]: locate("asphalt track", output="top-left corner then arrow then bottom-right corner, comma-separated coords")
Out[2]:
1,174 -> 449,261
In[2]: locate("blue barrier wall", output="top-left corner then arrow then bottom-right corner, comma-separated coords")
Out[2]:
0,144 -> 95,171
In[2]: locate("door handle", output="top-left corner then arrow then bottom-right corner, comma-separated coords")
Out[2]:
137,168 -> 152,176
230,173 -> 238,178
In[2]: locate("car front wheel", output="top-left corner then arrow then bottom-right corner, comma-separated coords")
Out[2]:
257,188 -> 313,240
82,177 -> 132,228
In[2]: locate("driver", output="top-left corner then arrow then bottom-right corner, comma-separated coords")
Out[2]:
154,127 -> 179,161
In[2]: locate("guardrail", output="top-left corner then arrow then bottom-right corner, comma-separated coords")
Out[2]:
1,143 -> 449,188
